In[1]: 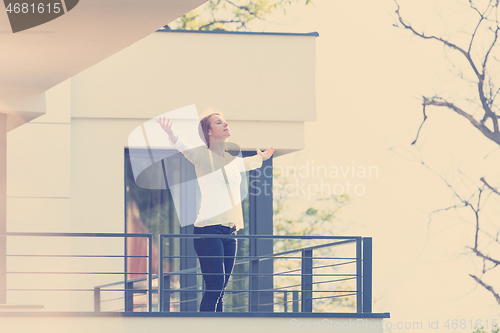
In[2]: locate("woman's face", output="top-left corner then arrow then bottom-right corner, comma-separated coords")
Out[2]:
209,115 -> 230,141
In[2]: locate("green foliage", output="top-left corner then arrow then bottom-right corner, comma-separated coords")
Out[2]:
273,169 -> 349,243
169,0 -> 313,31
472,328 -> 499,333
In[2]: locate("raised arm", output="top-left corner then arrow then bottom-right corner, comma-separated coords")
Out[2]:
257,147 -> 274,162
241,147 -> 274,171
157,117 -> 200,165
157,117 -> 178,144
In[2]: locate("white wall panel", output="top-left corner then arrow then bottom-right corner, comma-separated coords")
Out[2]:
7,124 -> 70,198
71,31 -> 316,123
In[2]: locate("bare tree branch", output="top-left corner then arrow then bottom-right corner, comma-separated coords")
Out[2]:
403,132 -> 500,304
411,99 -> 428,145
422,97 -> 500,145
467,0 -> 487,54
473,188 -> 483,249
394,2 -> 482,78
470,274 -> 500,304
395,0 -> 500,144
468,246 -> 500,266
480,177 -> 500,196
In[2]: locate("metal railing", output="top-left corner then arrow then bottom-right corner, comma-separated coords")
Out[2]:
2,232 -> 154,312
157,234 -> 372,314
1,232 -> 372,313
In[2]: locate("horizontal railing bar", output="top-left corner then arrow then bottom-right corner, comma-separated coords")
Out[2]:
2,232 -> 152,238
7,272 -> 148,275
228,277 -> 246,283
258,285 -> 356,293
176,298 -> 202,305
6,254 -> 148,258
226,291 -> 248,298
312,261 -> 357,270
167,298 -> 203,306
268,239 -> 357,256
273,267 -> 303,275
266,284 -> 302,291
159,234 -> 360,240
160,255 -> 357,260
254,301 -> 281,307
311,277 -> 357,285
165,273 -> 357,277
160,240 -> 356,259
226,305 -> 248,311
160,272 -> 357,277
310,293 -> 358,301
159,260 -> 356,277
7,288 -> 150,292
277,257 -> 356,261
170,286 -> 199,292
97,275 -> 157,288
258,299 -> 313,307
162,289 -> 360,293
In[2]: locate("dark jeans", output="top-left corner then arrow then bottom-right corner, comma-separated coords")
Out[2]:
193,224 -> 237,312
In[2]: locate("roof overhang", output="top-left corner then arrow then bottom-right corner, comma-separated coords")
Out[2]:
0,0 -> 207,131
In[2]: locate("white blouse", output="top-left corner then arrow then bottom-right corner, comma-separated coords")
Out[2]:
172,137 -> 263,230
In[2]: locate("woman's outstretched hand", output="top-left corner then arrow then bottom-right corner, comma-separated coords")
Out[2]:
157,117 -> 178,144
257,147 -> 274,161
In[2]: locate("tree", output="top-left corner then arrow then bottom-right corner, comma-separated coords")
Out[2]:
394,0 -> 500,306
168,0 -> 313,31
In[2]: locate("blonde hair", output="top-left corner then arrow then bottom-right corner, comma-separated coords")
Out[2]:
199,109 -> 223,148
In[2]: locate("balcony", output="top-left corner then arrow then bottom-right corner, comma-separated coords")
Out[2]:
0,232 -> 388,320
0,232 -> 389,332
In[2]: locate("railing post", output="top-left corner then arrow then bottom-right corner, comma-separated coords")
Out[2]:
124,233 -> 129,312
125,280 -> 134,311
158,235 -> 164,312
301,249 -> 313,312
356,238 -> 362,313
292,290 -> 299,313
249,258 -> 260,312
148,234 -> 153,312
94,287 -> 101,312
283,291 -> 288,312
163,275 -> 171,312
362,237 -> 372,313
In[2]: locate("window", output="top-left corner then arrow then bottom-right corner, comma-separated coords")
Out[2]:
124,148 -> 273,312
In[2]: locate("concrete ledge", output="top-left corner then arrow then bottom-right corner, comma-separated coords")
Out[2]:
156,29 -> 320,37
0,313 -> 389,333
0,304 -> 44,311
0,311 -> 390,318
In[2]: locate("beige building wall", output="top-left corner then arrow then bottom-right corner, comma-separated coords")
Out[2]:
7,80 -> 71,233
71,31 -> 316,123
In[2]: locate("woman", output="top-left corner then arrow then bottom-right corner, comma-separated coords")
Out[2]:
157,112 -> 274,312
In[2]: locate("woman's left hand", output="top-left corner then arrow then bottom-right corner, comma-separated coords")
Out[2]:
257,147 -> 274,161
